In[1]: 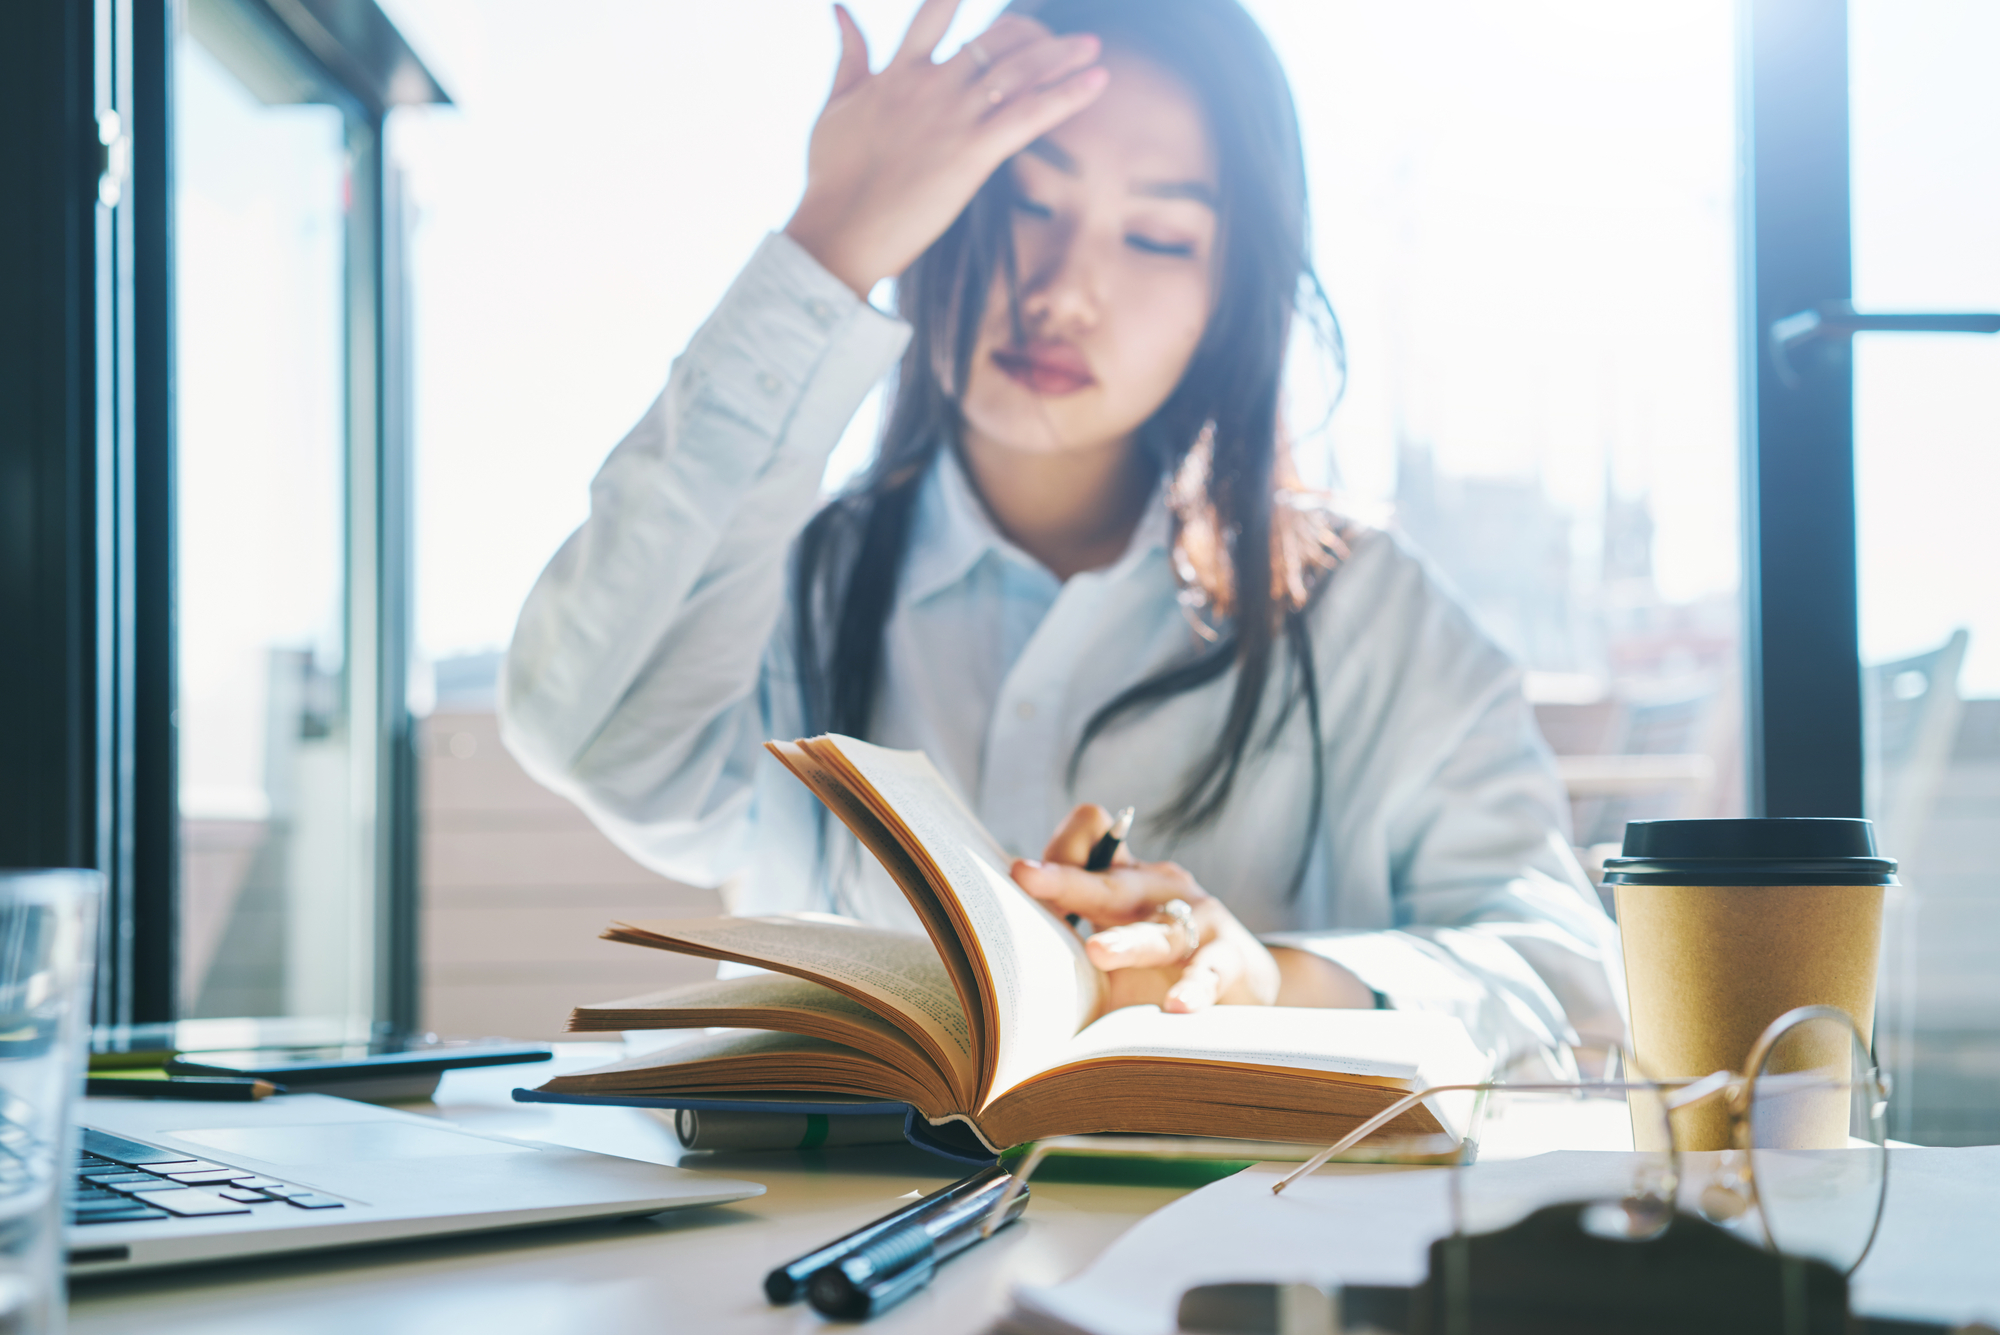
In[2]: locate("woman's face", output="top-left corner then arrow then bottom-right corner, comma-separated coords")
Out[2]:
959,51 -> 1219,457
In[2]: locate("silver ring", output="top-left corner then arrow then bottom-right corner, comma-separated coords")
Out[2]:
966,38 -> 993,71
1155,898 -> 1198,963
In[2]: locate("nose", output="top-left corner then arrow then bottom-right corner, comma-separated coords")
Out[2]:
1019,220 -> 1106,337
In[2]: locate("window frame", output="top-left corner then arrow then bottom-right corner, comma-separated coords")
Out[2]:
0,0 -> 441,1030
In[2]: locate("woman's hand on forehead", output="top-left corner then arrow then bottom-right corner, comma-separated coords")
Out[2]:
785,0 -> 1109,299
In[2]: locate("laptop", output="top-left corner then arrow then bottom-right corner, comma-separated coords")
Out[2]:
67,1093 -> 764,1275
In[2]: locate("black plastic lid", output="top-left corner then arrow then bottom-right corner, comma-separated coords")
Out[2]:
1601,818 -> 1898,886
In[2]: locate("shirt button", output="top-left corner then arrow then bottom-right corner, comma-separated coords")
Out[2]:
805,298 -> 834,327
1015,701 -> 1036,721
757,371 -> 783,397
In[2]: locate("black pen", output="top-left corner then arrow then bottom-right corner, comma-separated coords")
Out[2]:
1085,806 -> 1136,872
807,1167 -> 1030,1319
1067,806 -> 1136,930
763,1162 -> 1013,1305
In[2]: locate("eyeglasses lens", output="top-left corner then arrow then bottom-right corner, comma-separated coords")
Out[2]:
1745,1013 -> 1888,1274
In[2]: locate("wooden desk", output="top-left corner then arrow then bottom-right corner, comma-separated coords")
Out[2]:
67,1044 -> 1199,1335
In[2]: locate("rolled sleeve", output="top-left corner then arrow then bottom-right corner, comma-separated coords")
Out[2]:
500,232 -> 909,885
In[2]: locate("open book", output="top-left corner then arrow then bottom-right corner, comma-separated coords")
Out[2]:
529,735 -> 1489,1157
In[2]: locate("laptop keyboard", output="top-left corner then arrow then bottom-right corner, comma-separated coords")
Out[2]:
71,1127 -> 346,1226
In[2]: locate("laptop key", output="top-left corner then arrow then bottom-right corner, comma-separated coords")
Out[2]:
81,1171 -> 159,1184
228,1177 -> 285,1190
218,1188 -> 276,1203
163,1168 -> 256,1185
282,1194 -> 345,1209
72,1206 -> 170,1224
80,1128 -> 211,1167
126,1189 -> 253,1217
101,1177 -> 177,1195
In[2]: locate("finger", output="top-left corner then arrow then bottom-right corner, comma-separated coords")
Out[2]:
1041,804 -> 1113,865
976,60 -> 1110,152
1164,958 -> 1225,1013
945,13 -> 1047,71
1166,939 -> 1241,1013
1086,922 -> 1187,972
966,31 -> 1100,111
1012,860 -> 1200,924
891,0 -> 962,67
828,4 -> 871,101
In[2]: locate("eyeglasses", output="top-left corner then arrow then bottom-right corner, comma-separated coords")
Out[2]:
988,1005 -> 1889,1277
1269,1004 -> 1889,1275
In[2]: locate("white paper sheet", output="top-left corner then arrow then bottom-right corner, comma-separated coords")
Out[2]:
1002,1147 -> 2000,1334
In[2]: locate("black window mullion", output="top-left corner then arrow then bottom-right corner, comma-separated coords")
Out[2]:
1741,0 -> 1864,819
0,0 -> 102,876
131,0 -> 178,1020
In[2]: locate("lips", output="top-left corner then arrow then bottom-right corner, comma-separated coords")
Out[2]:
991,342 -> 1096,396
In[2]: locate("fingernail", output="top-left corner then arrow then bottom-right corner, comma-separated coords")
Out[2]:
1016,859 -> 1043,872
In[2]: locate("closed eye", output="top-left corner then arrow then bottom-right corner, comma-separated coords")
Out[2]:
1126,234 -> 1195,258
1015,197 -> 1054,221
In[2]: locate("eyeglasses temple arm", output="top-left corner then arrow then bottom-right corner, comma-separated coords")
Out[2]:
1270,1079 -> 1706,1196
1271,1084 -> 1489,1195
981,1142 -> 1053,1238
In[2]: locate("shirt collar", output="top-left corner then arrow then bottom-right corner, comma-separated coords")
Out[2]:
898,447 -> 1173,609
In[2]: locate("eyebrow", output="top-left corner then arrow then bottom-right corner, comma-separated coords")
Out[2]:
1022,140 -> 1219,209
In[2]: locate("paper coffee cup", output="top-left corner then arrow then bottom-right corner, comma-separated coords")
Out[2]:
1603,818 -> 1897,1152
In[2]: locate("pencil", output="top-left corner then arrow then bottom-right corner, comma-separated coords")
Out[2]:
85,1075 -> 282,1101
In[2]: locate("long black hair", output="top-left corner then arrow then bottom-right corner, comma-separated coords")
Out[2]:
793,0 -> 1345,861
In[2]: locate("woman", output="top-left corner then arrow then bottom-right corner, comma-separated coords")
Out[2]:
502,0 -> 1622,1066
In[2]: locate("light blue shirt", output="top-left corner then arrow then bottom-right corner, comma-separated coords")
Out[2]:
501,232 -> 1624,1066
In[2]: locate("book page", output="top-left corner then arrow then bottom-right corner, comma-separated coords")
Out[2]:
537,1029 -> 950,1117
1019,1005 -> 1489,1137
568,973 -> 956,1108
1047,1006 -> 1486,1084
603,914 -> 973,1095
766,741 -> 985,1048
803,736 -> 1102,1104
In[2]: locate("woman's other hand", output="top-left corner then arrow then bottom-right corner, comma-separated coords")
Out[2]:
785,0 -> 1108,298
1011,805 -> 1377,1014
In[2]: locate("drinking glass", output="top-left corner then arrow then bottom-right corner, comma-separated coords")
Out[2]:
0,870 -> 102,1334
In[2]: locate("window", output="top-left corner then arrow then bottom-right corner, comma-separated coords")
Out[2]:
173,29 -> 354,1019
1250,2 -> 1744,870
1849,0 -> 2000,1144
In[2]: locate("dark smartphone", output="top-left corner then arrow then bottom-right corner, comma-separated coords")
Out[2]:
165,1039 -> 552,1087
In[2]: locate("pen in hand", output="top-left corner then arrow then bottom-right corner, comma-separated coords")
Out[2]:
1068,806 -> 1136,930
1085,806 -> 1135,873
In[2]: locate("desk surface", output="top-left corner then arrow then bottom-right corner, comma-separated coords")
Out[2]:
67,1044 -> 1628,1335
68,1044 -> 1197,1335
